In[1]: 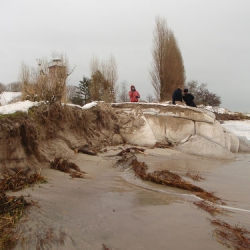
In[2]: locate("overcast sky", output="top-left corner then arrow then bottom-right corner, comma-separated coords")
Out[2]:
1,0 -> 250,112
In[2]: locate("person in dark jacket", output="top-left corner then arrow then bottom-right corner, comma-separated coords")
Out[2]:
182,88 -> 197,107
129,85 -> 140,102
172,85 -> 183,104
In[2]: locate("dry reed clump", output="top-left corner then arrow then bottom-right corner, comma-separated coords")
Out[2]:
186,172 -> 205,181
0,167 -> 47,192
209,219 -> 250,249
130,157 -> 222,204
0,167 -> 46,249
193,200 -> 227,216
50,157 -> 87,178
0,192 -> 30,249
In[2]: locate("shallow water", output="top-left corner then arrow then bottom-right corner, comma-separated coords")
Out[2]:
14,150 -> 250,250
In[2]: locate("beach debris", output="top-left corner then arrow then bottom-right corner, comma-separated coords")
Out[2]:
74,146 -> 97,155
0,167 -> 46,192
0,168 -> 45,249
106,147 -> 146,158
193,200 -> 227,216
115,147 -> 146,156
102,243 -> 111,250
186,172 -> 205,181
129,156 -> 222,204
152,142 -> 172,149
50,157 -> 87,178
35,227 -> 66,249
209,219 -> 250,249
0,192 -> 30,249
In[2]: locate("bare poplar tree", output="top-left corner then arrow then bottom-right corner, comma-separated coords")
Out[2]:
66,85 -> 77,103
117,81 -> 130,102
150,16 -> 185,101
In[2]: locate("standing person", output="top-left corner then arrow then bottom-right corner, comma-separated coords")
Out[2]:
183,88 -> 197,107
172,85 -> 183,105
129,85 -> 140,102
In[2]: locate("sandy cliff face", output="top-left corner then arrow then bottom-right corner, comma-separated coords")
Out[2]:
0,102 -> 120,170
1,102 -> 249,171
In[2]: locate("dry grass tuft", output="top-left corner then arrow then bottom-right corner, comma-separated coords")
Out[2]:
50,157 -> 87,178
210,219 -> 250,249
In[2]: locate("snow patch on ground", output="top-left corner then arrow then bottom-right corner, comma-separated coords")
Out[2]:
222,120 -> 250,141
0,100 -> 42,114
0,92 -> 22,105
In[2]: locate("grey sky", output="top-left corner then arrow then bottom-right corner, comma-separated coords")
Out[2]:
1,0 -> 250,112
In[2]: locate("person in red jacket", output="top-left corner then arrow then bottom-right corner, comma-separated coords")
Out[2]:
129,85 -> 140,102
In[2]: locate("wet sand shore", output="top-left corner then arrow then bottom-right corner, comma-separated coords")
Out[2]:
14,147 -> 250,250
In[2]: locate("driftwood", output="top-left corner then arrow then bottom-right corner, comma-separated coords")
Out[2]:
74,147 -> 97,155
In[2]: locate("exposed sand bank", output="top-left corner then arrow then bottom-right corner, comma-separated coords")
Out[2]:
13,147 -> 250,250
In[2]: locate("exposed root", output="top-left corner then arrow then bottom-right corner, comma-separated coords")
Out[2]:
209,219 -> 250,250
193,200 -> 227,216
186,172 -> 205,181
130,157 -> 223,204
50,157 -> 88,178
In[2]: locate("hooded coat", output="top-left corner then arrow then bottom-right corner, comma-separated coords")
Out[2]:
129,85 -> 140,102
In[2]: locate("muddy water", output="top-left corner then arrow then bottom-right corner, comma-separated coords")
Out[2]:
14,149 -> 250,250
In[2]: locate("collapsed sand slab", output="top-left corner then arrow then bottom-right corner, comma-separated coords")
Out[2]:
113,103 -> 239,159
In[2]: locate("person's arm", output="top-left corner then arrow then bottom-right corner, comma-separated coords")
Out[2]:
136,91 -> 140,98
